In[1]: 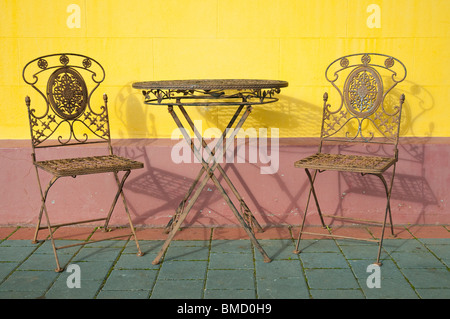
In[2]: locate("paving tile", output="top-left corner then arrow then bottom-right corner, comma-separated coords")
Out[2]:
324,225 -> 374,240
304,268 -> 359,289
420,238 -> 450,245
114,251 -> 160,270
210,240 -> 252,253
45,278 -> 102,299
97,289 -> 150,299
172,227 -> 212,241
169,240 -> 210,248
347,259 -> 404,280
0,231 -> 448,299
51,226 -> 95,240
164,245 -> 209,261
88,228 -> 133,242
132,228 -> 170,240
337,243 -> 390,263
300,252 -> 349,269
35,240 -> 82,255
424,245 -> 450,266
368,225 -> 413,239
213,228 -> 249,240
61,261 -> 114,281
255,260 -> 303,278
389,251 -> 446,269
0,240 -> 37,247
359,278 -> 418,299
0,270 -> 58,293
158,260 -> 208,280
296,239 -> 340,253
257,277 -> 309,299
401,268 -> 450,289
151,279 -> 204,299
72,246 -> 122,262
102,269 -> 158,291
121,239 -> 164,262
382,238 -> 428,252
416,288 -> 450,299
84,238 -> 129,248
206,269 -> 255,290
17,252 -> 73,271
209,252 -> 254,269
0,245 -> 36,262
204,289 -> 256,299
0,262 -> 19,281
255,227 -> 293,240
309,289 -> 364,299
291,226 -> 332,240
254,239 -> 296,260
6,227 -> 49,241
407,225 -> 450,238
0,290 -> 45,299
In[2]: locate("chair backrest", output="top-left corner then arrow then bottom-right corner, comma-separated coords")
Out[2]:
23,53 -> 111,158
320,53 -> 407,155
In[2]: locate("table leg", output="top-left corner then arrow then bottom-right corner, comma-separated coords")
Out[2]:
165,104 -> 246,233
178,105 -> 263,232
152,104 -> 271,264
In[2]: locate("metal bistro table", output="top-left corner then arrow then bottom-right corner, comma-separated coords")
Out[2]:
132,79 -> 288,264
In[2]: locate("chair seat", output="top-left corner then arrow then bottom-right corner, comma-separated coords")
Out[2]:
35,155 -> 144,177
294,153 -> 396,174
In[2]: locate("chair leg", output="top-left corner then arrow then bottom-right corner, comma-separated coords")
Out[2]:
294,169 -> 322,254
34,173 -> 63,272
116,171 -> 143,257
103,171 -> 127,231
293,200 -> 309,254
32,170 -> 58,244
374,166 -> 397,266
305,169 -> 326,228
103,171 -> 143,256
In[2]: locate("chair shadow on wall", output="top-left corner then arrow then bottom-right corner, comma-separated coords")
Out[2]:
333,81 -> 438,227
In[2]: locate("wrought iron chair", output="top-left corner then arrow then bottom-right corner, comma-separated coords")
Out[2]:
293,53 -> 407,265
23,53 -> 144,272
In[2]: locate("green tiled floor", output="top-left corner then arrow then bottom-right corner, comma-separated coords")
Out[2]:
0,238 -> 449,299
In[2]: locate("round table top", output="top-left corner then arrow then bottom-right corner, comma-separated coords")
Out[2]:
132,79 -> 288,91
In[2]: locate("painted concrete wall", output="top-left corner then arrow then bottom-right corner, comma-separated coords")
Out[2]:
0,138 -> 448,227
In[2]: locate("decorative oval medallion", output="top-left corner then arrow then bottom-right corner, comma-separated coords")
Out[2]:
343,66 -> 383,117
47,67 -> 88,120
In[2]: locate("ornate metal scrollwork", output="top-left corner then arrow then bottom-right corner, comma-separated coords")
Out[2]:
23,53 -> 108,147
322,53 -> 407,143
141,87 -> 282,106
134,79 -> 287,106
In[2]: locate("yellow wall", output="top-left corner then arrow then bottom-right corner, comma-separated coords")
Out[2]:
1,0 -> 449,139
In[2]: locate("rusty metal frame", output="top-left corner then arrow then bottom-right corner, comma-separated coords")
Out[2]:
23,53 -> 144,272
293,53 -> 407,266
134,79 -> 288,264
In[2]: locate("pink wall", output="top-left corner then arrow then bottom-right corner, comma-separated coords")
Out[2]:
0,138 -> 448,228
